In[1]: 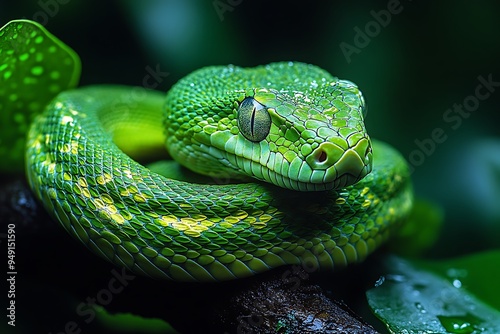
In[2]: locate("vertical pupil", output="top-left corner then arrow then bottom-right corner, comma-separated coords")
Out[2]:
250,106 -> 256,137
238,97 -> 270,142
318,150 -> 327,162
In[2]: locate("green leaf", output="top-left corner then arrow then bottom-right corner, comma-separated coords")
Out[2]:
0,19 -> 81,172
366,252 -> 500,333
417,251 -> 500,311
94,306 -> 179,334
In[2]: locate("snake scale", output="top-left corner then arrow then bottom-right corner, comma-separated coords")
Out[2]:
26,62 -> 413,282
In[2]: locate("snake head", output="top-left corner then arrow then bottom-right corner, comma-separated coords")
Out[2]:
166,62 -> 372,191
236,77 -> 372,191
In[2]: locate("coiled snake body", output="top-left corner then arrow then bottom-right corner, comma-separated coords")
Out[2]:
26,62 -> 412,281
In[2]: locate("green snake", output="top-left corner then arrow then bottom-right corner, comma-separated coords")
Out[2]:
26,62 -> 413,282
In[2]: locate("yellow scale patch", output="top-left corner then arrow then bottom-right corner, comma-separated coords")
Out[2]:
157,215 -> 178,226
60,115 -> 74,125
47,162 -> 56,174
156,214 -> 215,238
76,174 -> 126,224
70,141 -> 79,154
110,213 -> 126,224
155,210 -> 256,238
91,196 -> 125,225
78,177 -> 88,187
59,141 -> 78,154
30,134 -> 43,152
77,177 -> 91,198
133,194 -> 148,203
96,173 -> 113,185
123,169 -> 133,179
119,188 -> 130,197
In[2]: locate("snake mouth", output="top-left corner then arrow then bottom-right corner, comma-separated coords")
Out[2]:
250,163 -> 371,191
224,137 -> 373,191
230,143 -> 372,192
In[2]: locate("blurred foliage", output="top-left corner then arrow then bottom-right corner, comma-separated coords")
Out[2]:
386,198 -> 443,258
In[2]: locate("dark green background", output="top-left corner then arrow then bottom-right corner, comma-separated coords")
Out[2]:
2,1 -> 500,333
3,0 -> 499,269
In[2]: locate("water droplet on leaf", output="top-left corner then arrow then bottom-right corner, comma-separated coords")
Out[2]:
437,313 -> 483,334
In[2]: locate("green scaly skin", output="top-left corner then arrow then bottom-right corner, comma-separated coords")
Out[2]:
26,62 -> 413,282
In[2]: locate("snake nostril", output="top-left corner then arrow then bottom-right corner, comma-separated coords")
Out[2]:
317,150 -> 327,163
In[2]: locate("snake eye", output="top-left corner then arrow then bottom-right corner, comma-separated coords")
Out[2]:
237,97 -> 271,142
